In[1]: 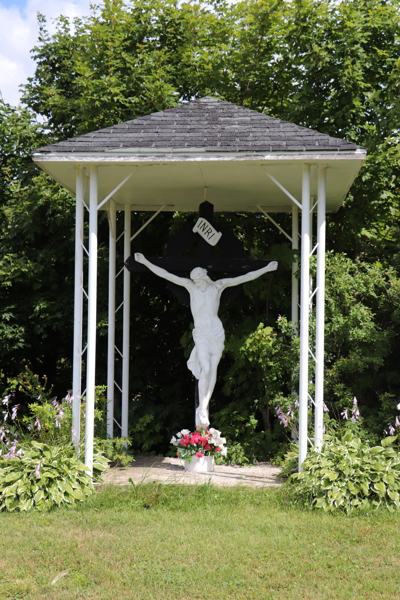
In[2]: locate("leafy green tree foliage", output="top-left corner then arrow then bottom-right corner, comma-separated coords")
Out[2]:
321,254 -> 400,438
0,0 -> 398,457
0,102 -> 76,393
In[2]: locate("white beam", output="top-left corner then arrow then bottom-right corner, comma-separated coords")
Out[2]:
309,202 -> 314,314
261,168 -> 302,210
315,167 -> 326,449
107,201 -> 117,439
299,164 -> 311,469
84,165 -> 98,475
130,205 -> 166,241
257,205 -> 292,242
97,169 -> 138,211
291,205 -> 299,326
122,206 -> 131,438
72,167 -> 84,451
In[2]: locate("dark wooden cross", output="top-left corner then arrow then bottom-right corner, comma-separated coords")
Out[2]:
125,201 -> 280,423
125,201 -> 279,306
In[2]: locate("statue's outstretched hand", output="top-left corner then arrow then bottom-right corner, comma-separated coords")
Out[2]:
135,252 -> 145,264
269,260 -> 278,271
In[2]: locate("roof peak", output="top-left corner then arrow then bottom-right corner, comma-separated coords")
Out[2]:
34,96 -> 361,155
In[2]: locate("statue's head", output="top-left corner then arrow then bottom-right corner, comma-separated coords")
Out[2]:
190,267 -> 212,285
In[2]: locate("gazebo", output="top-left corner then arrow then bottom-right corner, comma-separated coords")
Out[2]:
32,97 -> 366,473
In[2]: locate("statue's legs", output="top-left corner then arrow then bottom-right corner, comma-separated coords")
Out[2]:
196,353 -> 220,429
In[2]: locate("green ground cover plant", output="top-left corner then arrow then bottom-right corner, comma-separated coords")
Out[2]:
0,441 -> 95,512
0,391 -> 130,511
284,432 -> 400,513
0,483 -> 399,600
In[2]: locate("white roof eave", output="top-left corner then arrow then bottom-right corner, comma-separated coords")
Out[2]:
32,149 -> 366,214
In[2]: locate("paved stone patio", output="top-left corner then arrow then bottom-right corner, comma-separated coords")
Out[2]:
101,456 -> 282,488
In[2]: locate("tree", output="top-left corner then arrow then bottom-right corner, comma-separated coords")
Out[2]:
1,0 -> 398,456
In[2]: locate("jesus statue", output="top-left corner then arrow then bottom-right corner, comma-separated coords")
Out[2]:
134,253 -> 278,429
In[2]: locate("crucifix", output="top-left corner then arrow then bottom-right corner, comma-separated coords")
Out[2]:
125,202 -> 279,429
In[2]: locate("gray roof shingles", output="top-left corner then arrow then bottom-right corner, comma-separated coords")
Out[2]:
34,96 -> 360,154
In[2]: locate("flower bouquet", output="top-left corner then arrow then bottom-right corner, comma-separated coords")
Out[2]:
170,428 -> 228,472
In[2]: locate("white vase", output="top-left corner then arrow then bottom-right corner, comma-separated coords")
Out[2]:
184,455 -> 214,473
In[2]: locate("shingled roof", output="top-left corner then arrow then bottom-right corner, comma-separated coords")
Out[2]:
35,96 -> 360,154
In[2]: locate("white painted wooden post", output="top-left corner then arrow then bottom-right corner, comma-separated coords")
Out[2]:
72,167 -> 84,450
122,205 -> 131,438
309,202 -> 314,313
107,200 -> 117,439
315,167 -> 326,449
85,165 -> 98,475
291,205 -> 299,326
299,164 -> 311,469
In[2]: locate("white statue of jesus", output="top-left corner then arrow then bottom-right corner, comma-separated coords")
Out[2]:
135,253 -> 278,429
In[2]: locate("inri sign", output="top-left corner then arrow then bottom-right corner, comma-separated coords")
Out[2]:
192,218 -> 222,246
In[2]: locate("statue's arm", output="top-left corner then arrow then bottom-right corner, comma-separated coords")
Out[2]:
134,253 -> 191,290
217,261 -> 279,289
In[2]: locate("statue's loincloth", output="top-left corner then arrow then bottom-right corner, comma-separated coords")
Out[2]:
187,323 -> 225,380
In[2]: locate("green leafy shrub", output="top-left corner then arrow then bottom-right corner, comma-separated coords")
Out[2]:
285,432 -> 400,513
94,437 -> 133,467
0,441 -> 98,512
23,389 -> 105,446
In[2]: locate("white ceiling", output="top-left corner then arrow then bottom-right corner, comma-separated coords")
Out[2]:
33,151 -> 366,213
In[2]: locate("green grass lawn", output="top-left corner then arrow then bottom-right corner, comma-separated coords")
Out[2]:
1,482 -> 399,600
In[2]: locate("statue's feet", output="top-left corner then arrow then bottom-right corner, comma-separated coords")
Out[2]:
195,407 -> 210,430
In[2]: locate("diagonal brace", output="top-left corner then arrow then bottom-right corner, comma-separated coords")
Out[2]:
261,168 -> 302,210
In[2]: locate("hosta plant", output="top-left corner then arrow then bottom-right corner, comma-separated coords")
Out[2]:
286,432 -> 400,513
0,441 -> 107,512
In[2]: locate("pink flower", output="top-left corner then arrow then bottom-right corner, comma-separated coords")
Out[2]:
35,461 -> 42,479
196,452 -> 204,458
179,439 -> 186,446
216,447 -> 221,452
204,444 -> 212,451
11,404 -> 20,420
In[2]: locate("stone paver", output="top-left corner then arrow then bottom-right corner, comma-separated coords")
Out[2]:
101,456 -> 282,488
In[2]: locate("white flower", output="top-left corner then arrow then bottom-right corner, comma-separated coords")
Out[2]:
397,403 -> 400,410
221,447 -> 228,456
170,436 -> 178,446
211,437 -> 222,446
176,432 -> 182,438
208,428 -> 221,437
180,429 -> 190,436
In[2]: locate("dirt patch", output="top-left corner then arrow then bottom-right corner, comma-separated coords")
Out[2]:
100,456 -> 282,488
